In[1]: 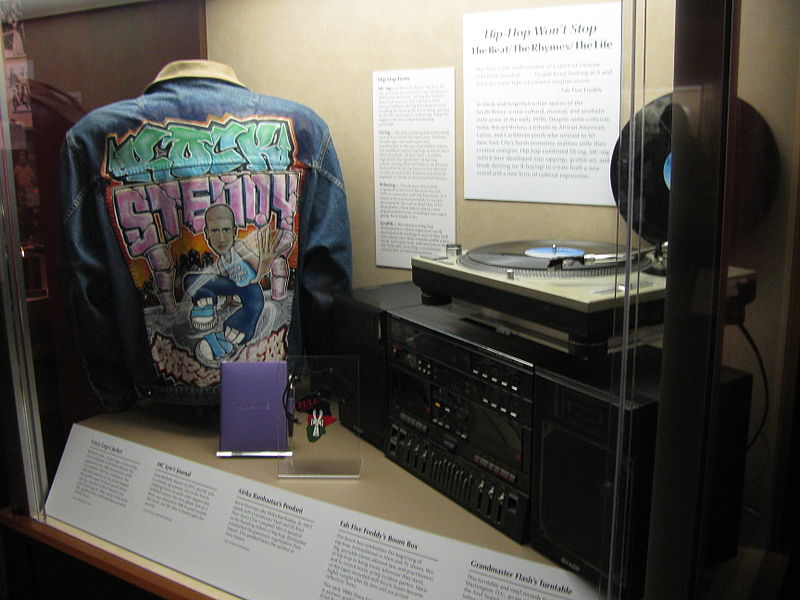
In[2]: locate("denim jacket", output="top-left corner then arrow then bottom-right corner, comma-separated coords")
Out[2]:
59,60 -> 352,411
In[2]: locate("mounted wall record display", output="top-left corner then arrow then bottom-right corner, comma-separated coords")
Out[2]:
610,93 -> 780,251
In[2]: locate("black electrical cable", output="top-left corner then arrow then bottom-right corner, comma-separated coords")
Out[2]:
738,323 -> 769,450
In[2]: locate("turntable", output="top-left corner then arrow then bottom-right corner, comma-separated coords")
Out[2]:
411,240 -> 667,357
412,92 -> 768,357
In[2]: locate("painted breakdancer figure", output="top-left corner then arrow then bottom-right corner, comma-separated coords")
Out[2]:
184,203 -> 295,367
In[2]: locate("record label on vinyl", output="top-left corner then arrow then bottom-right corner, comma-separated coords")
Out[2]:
525,245 -> 586,260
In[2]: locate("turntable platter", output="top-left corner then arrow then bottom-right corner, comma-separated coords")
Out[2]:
462,240 -> 652,277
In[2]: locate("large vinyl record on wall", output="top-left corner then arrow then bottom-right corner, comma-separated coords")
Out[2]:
611,94 -> 676,245
728,98 -> 780,244
610,94 -> 779,246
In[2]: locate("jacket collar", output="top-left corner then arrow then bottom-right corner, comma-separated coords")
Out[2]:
145,60 -> 246,91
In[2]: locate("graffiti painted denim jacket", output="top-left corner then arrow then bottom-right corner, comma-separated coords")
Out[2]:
59,60 -> 352,411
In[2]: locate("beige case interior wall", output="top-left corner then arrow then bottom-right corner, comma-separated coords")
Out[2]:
205,0 -> 676,288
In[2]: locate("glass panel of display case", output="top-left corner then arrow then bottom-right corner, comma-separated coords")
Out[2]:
1,1 -> 798,599
277,355 -> 363,478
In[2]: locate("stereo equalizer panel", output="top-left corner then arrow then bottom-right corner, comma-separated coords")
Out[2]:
383,304 -> 562,541
385,417 -> 530,542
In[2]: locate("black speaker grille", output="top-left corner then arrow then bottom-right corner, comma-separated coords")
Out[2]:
539,422 -> 614,574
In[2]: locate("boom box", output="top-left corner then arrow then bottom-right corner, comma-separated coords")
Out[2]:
530,348 -> 751,598
332,281 -> 423,448
335,283 -> 751,599
531,351 -> 660,598
382,303 -> 563,542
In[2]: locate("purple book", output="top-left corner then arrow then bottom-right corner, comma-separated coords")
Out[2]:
217,361 -> 292,457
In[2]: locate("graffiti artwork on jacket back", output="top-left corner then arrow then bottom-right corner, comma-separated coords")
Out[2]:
102,114 -> 301,387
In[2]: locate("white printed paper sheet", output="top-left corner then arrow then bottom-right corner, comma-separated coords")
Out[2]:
373,67 -> 456,268
45,423 -> 598,600
463,2 -> 622,205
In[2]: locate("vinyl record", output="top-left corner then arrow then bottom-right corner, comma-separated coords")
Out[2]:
461,240 -> 650,278
729,99 -> 780,244
611,94 -> 779,246
610,94 -> 675,244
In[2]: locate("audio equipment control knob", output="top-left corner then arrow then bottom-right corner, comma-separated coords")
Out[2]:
446,243 -> 462,260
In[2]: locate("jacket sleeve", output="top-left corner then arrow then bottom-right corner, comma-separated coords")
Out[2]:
299,134 -> 353,356
58,136 -> 137,411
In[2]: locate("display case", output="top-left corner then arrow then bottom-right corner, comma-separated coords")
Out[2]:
2,1 -> 798,599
